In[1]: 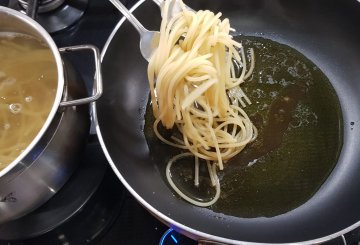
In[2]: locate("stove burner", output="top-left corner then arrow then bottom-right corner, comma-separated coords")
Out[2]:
18,0 -> 65,13
8,0 -> 88,33
160,229 -> 197,245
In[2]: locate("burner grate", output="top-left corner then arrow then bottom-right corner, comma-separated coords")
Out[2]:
17,0 -> 65,13
8,0 -> 88,33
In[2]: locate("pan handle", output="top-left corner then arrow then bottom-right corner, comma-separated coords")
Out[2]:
59,44 -> 103,107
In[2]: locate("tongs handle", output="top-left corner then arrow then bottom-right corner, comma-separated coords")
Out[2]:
109,0 -> 147,36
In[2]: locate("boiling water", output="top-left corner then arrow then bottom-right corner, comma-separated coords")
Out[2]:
0,33 -> 57,171
145,37 -> 342,217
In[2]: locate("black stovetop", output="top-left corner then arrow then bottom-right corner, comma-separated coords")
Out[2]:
0,0 -> 360,244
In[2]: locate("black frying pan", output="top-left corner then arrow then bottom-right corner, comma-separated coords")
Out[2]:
94,0 -> 360,243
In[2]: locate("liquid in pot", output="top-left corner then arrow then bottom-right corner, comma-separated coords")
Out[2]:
0,33 -> 57,171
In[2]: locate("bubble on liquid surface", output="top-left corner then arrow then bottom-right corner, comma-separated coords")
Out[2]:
9,103 -> 22,114
3,123 -> 10,130
25,96 -> 32,103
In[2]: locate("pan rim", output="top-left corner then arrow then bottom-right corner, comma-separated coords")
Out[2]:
94,0 -> 360,243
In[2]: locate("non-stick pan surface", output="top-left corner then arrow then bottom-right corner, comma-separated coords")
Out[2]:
95,0 -> 360,243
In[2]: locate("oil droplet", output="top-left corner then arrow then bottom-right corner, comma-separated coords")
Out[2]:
269,91 -> 278,98
9,103 -> 22,114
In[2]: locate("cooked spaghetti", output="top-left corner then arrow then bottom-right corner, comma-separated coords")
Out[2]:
0,33 -> 57,171
148,0 -> 256,206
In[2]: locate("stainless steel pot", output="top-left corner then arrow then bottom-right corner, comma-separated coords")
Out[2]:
0,6 -> 102,224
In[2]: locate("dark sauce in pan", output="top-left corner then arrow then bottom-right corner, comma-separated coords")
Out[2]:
144,36 -> 343,218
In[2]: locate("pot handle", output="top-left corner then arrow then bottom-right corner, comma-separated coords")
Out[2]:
58,45 -> 103,107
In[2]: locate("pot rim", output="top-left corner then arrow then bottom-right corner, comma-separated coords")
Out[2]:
0,6 -> 64,178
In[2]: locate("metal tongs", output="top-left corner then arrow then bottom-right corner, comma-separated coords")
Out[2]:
108,0 -> 193,61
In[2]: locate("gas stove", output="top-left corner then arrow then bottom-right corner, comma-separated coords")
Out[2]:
0,0 -> 359,244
